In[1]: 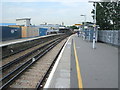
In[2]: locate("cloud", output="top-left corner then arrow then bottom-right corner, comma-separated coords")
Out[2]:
1,2 -> 94,25
1,0 -> 100,8
2,0 -> 90,2
3,0 -> 117,3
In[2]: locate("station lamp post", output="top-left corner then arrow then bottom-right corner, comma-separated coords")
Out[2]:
80,15 -> 86,23
88,1 -> 98,49
80,15 -> 86,29
80,15 -> 86,40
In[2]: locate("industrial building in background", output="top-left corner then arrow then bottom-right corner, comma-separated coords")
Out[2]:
0,18 -> 72,41
16,18 -> 31,26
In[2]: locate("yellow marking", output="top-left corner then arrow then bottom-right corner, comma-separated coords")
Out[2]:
73,41 -> 83,89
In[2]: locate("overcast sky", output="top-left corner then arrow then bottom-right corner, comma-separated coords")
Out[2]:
1,0 -> 100,26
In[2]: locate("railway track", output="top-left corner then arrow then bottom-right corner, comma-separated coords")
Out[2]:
1,35 -> 66,75
1,37 -> 63,76
2,35 -> 61,67
0,36 -> 65,80
0,35 -> 68,89
2,34 -> 62,59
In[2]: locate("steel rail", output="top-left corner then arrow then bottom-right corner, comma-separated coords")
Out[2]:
0,36 -> 63,71
2,34 -> 62,59
0,36 -> 67,89
36,39 -> 67,89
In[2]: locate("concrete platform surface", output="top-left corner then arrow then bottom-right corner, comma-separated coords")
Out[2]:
0,34 -> 58,47
44,34 -> 118,88
44,36 -> 72,88
71,34 -> 118,88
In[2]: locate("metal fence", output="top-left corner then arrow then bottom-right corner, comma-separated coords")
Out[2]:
98,30 -> 120,46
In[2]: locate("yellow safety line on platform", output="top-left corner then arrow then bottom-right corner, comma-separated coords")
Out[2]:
73,41 -> 83,89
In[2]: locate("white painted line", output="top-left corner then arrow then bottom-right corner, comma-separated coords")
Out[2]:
44,35 -> 72,88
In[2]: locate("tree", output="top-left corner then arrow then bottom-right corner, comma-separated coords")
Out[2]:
69,26 -> 79,29
91,1 -> 120,30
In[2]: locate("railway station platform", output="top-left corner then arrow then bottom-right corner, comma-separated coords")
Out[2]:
0,34 -> 57,47
44,34 -> 118,89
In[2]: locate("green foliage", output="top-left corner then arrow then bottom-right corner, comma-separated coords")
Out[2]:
91,2 -> 120,30
69,25 -> 79,29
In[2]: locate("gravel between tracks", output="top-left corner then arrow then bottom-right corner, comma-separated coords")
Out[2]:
1,39 -> 59,79
9,38 -> 67,88
2,39 -> 57,66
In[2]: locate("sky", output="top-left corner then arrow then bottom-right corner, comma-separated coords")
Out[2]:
1,0 -> 97,26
